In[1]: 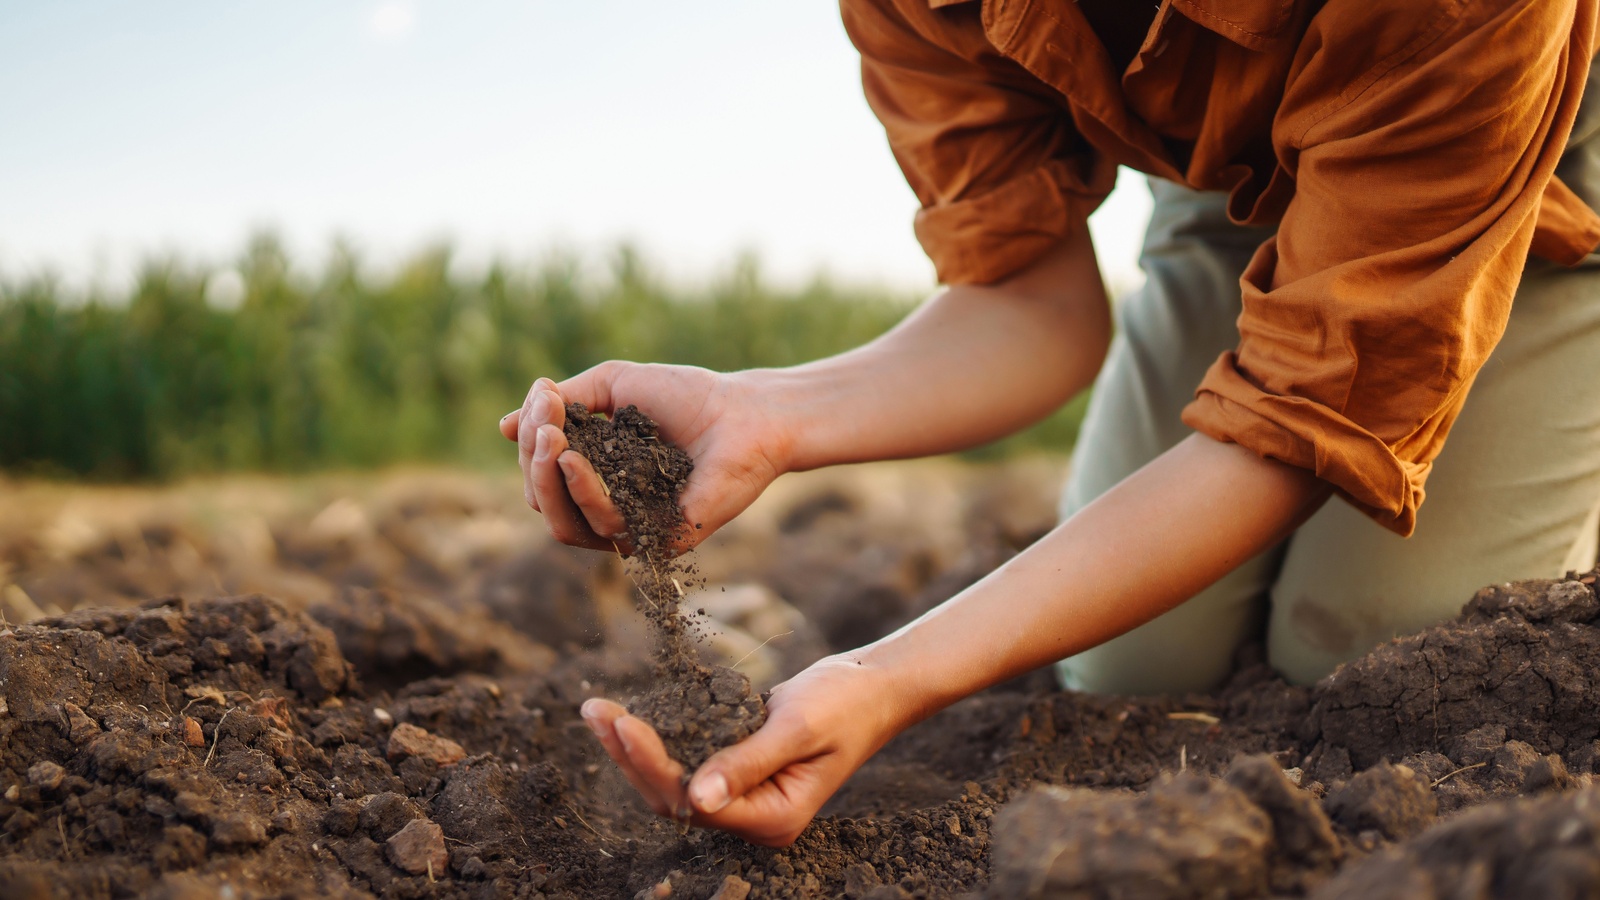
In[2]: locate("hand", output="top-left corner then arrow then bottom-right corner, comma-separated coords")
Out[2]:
499,362 -> 794,554
578,655 -> 908,847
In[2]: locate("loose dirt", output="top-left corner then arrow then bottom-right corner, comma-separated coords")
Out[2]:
562,403 -> 766,772
0,468 -> 1597,898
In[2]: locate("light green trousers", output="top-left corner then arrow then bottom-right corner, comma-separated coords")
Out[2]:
1056,173 -> 1600,694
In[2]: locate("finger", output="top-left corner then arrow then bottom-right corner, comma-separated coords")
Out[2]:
516,380 -> 560,510
687,711 -> 817,818
530,424 -> 614,551
499,409 -> 521,442
671,456 -> 768,553
582,700 -> 674,815
557,361 -> 623,416
526,387 -> 569,513
556,450 -> 631,547
612,714 -> 692,817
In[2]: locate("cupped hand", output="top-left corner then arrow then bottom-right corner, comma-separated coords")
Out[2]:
578,655 -> 907,847
499,362 -> 793,554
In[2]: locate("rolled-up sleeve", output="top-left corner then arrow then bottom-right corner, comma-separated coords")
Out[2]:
840,0 -> 1117,284
1183,0 -> 1598,536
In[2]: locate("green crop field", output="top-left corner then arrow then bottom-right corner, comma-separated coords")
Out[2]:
0,236 -> 1087,479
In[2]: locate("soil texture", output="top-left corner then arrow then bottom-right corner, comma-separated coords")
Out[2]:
562,404 -> 766,772
0,467 -> 1598,898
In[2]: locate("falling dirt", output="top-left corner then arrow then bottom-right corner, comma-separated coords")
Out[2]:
0,467 -> 1597,898
562,403 -> 766,773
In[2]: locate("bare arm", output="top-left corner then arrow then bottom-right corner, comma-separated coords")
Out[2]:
502,229 -> 1111,550
764,226 -> 1111,470
866,433 -> 1330,717
508,225 -> 1332,846
582,432 -> 1330,846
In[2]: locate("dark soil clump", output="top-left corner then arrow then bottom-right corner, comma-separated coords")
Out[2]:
562,403 -> 767,771
629,664 -> 769,772
561,403 -> 693,564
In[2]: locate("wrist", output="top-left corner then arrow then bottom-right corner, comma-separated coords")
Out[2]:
849,636 -> 953,736
725,366 -> 831,475
803,649 -> 930,761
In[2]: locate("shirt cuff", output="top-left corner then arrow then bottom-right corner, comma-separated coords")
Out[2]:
912,157 -> 1113,285
1182,352 -> 1431,536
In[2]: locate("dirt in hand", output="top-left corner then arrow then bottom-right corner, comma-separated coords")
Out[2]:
563,402 -> 767,772
561,403 -> 693,564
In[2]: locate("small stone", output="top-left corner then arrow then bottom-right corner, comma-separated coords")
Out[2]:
270,807 -> 301,834
60,703 -> 100,744
710,874 -> 752,900
945,814 -> 962,835
386,817 -> 448,876
386,723 -> 466,768
460,856 -> 488,879
27,761 -> 65,791
373,708 -> 393,725
182,717 -> 205,748
247,696 -> 293,731
5,784 -> 19,802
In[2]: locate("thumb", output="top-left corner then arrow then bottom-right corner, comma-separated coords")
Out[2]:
687,713 -> 813,815
557,360 -> 626,416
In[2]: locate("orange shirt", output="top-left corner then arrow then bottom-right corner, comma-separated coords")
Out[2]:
842,0 -> 1600,535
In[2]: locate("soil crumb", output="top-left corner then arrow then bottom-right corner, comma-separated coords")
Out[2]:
563,402 -> 767,771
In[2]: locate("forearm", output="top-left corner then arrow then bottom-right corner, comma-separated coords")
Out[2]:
753,231 -> 1110,472
860,433 -> 1332,726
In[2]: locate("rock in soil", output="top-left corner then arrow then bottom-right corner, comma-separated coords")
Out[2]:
385,722 -> 466,769
386,817 -> 448,876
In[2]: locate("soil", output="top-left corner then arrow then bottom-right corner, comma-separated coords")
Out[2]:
561,403 -> 766,772
0,466 -> 1598,898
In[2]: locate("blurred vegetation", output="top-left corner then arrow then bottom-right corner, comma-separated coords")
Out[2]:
0,237 -> 1086,480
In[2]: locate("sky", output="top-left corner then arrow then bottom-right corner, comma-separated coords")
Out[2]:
0,1 -> 1153,293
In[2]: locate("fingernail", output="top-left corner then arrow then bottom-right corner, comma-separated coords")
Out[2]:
579,700 -> 603,734
532,391 -> 550,421
534,428 -> 550,462
692,772 -> 731,814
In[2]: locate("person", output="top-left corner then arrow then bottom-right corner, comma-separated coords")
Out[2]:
500,0 -> 1600,846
